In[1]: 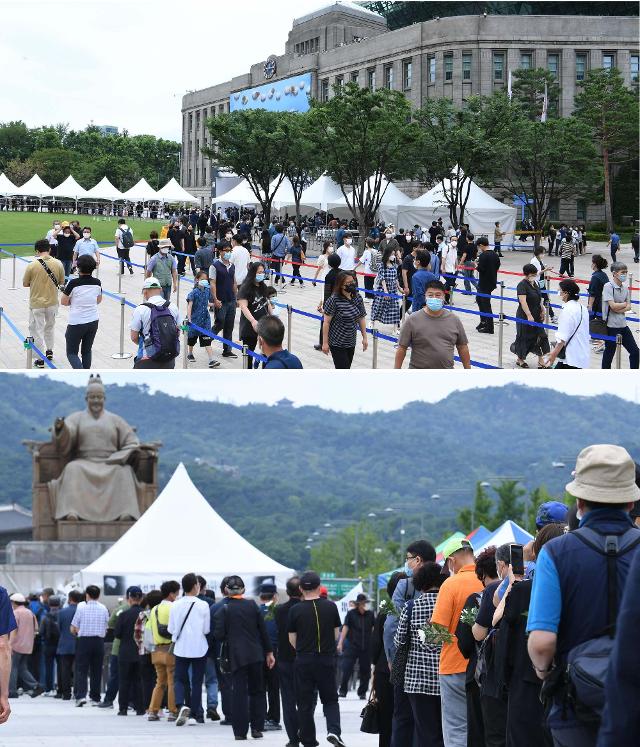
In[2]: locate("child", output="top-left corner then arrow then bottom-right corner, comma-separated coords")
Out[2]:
186,271 -> 221,368
266,286 -> 281,317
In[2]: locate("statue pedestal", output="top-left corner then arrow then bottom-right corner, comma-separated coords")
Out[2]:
57,521 -> 135,541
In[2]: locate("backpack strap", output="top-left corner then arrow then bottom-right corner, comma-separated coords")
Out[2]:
37,258 -> 61,289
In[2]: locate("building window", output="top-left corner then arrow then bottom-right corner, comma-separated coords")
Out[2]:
520,52 -> 532,70
547,53 -> 559,79
188,168 -> 192,184
575,53 -> 587,81
493,52 -> 504,82
196,112 -> 200,130
548,198 -> 560,222
402,59 -> 412,90
320,78 -> 329,102
188,113 -> 193,131
462,53 -> 472,80
576,199 -> 587,222
630,54 -> 639,83
384,65 -> 394,89
428,56 -> 436,83
335,75 -> 344,90
350,70 -> 359,83
444,54 -> 453,82
603,52 -> 616,70
367,68 -> 376,90
218,104 -> 224,114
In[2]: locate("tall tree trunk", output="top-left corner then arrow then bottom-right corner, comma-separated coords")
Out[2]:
357,208 -> 368,253
603,148 -> 613,232
295,197 -> 301,224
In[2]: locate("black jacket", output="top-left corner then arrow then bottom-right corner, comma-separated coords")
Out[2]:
213,597 -> 272,671
274,598 -> 301,664
114,604 -> 143,663
370,611 -> 388,674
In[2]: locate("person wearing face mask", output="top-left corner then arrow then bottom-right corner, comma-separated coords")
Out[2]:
55,221 -> 79,281
379,227 -> 400,258
130,277 -> 180,369
270,224 -> 291,287
440,236 -> 458,304
146,244 -> 178,302
313,241 -> 334,287
209,244 -> 238,358
115,218 -> 135,276
545,279 -> 590,369
601,261 -> 639,369
475,236 -> 501,334
322,271 -> 368,369
182,223 -> 198,276
72,227 -> 100,272
185,271 -> 220,368
336,231 -> 357,272
512,263 -> 550,368
237,262 -> 273,364
410,250 -> 439,313
587,255 -> 609,353
371,245 -> 402,330
229,235 -> 250,286
167,220 -> 185,262
395,280 -> 470,369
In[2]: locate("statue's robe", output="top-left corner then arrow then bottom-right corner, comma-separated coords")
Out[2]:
49,409 -> 141,521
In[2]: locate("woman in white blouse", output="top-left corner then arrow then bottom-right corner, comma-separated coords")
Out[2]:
545,279 -> 590,369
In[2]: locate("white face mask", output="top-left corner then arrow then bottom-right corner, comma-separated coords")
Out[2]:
83,232 -> 90,238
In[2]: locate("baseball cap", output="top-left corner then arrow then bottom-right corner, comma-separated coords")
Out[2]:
535,501 -> 569,529
142,277 -> 162,290
300,571 -> 321,591
126,586 -> 143,598
319,585 -> 329,598
441,537 -> 473,559
60,221 -> 70,228
565,445 -> 640,504
260,582 -> 277,595
9,593 -> 26,603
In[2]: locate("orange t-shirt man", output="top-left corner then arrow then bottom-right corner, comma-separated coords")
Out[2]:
431,542 -> 483,675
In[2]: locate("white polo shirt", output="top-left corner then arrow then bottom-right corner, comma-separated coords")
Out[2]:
167,595 -> 210,658
556,300 -> 590,369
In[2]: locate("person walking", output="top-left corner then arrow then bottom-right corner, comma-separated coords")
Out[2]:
371,246 -> 402,330
459,233 -> 478,293
558,232 -> 575,277
410,250 -> 438,314
210,243 -> 238,359
185,271 -> 220,368
22,239 -> 65,367
257,316 -> 303,369
336,232 -> 357,272
601,261 -> 639,369
274,576 -> 302,747
322,271 -> 368,369
545,279 -> 590,369
493,221 -> 505,257
113,586 -> 145,716
115,218 -> 135,275
230,234 -> 250,286
146,246 -> 178,302
357,238 -> 378,300
287,571 -> 346,747
38,596 -> 61,695
288,235 -> 306,286
8,593 -> 42,698
56,221 -> 79,281
257,582 -> 281,732
587,255 -> 609,354
512,264 -> 550,368
148,580 -> 180,723
270,224 -> 291,286
337,594 -> 375,699
475,237 -> 500,334
440,236 -> 458,304
70,585 -> 109,707
213,576 -> 275,740
606,230 -> 620,263
73,227 -> 100,272
168,573 -> 210,726
546,224 -> 557,257
238,262 -> 273,363
98,596 -> 128,709
56,590 -> 82,701
60,254 -> 102,369
130,277 -> 180,369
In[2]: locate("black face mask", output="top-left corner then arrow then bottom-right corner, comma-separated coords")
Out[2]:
345,284 -> 357,295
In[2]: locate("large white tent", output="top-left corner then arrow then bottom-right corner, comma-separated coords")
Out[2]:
271,177 -> 297,210
156,177 -> 199,204
51,175 -> 89,200
83,176 -> 125,201
472,520 -> 533,555
121,178 -> 160,202
14,173 -> 52,198
299,174 -> 345,212
212,178 -> 258,206
397,174 -> 517,239
0,173 -> 18,196
77,463 -> 294,595
327,174 -> 413,224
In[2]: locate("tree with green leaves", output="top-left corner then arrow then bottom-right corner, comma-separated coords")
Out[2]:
525,485 -> 555,535
281,113 -> 322,222
573,68 -> 639,231
457,481 -> 495,533
413,94 -> 511,228
512,68 -> 560,120
310,522 -> 396,579
494,108 -> 600,247
492,480 -> 526,527
308,83 -> 419,242
0,121 -> 34,170
29,148 -> 78,187
204,109 -> 295,224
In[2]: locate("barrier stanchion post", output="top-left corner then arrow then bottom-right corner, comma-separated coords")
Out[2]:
182,320 -> 188,369
242,344 -> 250,370
497,281 -> 505,369
0,252 -> 2,280
287,305 -> 292,351
117,266 -> 122,294
372,325 -> 378,369
25,337 -> 33,368
10,253 -> 18,290
400,292 -> 406,323
176,274 -> 181,311
0,307 -> 3,348
615,334 -> 623,369
111,295 -> 132,360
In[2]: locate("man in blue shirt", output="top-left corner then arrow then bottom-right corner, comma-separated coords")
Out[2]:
335,221 -> 347,249
257,316 -> 303,369
607,231 -> 620,262
410,250 -> 438,313
0,586 -> 17,724
56,590 -> 83,700
527,444 -> 640,747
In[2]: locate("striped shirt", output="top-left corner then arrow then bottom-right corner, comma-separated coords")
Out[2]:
323,293 -> 366,348
71,600 -> 109,637
559,239 -> 574,259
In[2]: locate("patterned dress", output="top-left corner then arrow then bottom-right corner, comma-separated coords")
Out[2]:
371,264 -> 401,325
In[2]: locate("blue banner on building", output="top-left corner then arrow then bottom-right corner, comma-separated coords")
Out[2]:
230,72 -> 312,113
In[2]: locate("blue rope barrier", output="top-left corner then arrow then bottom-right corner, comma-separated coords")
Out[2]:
186,320 -> 267,361
0,308 -> 56,368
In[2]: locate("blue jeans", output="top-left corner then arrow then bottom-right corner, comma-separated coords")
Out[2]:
205,657 -> 219,708
104,653 -> 119,703
462,261 -> 478,293
61,258 -> 73,280
161,285 -> 172,302
213,300 -> 237,353
174,655 -> 207,720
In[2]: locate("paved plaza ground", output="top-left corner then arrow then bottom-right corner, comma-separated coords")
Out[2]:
2,691 -> 372,746
0,240 -> 636,369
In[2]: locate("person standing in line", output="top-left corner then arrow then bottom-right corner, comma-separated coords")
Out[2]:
168,573 -> 210,727
493,221 -> 505,257
474,237 -> 500,334
314,252 -> 342,352
440,235 -> 458,304
274,577 -> 302,747
512,264 -> 550,369
287,235 -> 306,286
8,594 -> 41,699
61,254 -> 102,370
146,231 -> 161,259
545,279 -> 590,369
22,239 -> 65,368
213,576 -> 275,741
113,586 -> 145,716
258,582 -> 281,732
182,224 -> 198,276
371,246 -> 401,332
558,232 -> 575,277
410,250 -> 438,314
56,221 -> 79,280
209,578 -> 232,725
45,219 -> 61,257
459,233 -> 478,293
337,594 -> 375,700
356,238 -> 377,300
194,236 -> 214,276
146,245 -> 178,302
546,224 -> 557,257
322,271 -> 368,369
195,577 -> 220,723
70,585 -> 109,707
147,580 -> 180,723
230,234 -> 250,286
270,224 -> 291,287
97,596 -> 128,709
73,227 -> 101,272
238,262 -> 273,362
601,261 -> 639,369
430,539 -> 483,747
210,243 -> 239,359
167,220 -> 185,268
587,255 -> 609,354
39,596 -> 61,695
336,232 -> 357,272
0,586 -> 17,723
287,571 -> 347,747
56,590 -> 82,701
115,218 -> 135,275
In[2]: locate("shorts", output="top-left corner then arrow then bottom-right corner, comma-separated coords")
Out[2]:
187,333 -> 213,347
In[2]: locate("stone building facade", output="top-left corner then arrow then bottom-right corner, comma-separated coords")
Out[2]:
181,3 -> 639,224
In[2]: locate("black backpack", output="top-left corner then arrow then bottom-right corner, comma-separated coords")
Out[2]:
43,612 -> 60,645
120,227 -> 134,249
142,302 -> 179,361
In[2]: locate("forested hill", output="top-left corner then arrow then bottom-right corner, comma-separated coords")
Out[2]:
1,374 -> 637,568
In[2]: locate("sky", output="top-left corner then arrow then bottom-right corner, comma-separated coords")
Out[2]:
0,0 -> 334,142
18,371 -> 640,412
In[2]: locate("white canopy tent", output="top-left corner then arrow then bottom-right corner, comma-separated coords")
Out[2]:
156,177 -> 199,204
270,177 -> 297,211
297,173 -> 345,212
14,174 -> 52,198
472,520 -> 534,555
77,463 -> 294,595
121,178 -> 160,202
212,178 -> 258,206
0,173 -> 18,196
327,174 -> 413,224
83,176 -> 125,202
397,175 -> 517,240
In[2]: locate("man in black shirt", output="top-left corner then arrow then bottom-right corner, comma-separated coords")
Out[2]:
274,576 -> 302,747
315,252 -> 341,351
428,221 -> 440,245
401,243 -> 419,312
475,236 -> 501,334
56,221 -> 79,280
287,571 -> 346,747
113,586 -> 144,716
460,232 -> 478,293
337,594 -> 375,699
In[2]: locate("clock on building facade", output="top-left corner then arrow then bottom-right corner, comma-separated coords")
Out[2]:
263,56 -> 277,79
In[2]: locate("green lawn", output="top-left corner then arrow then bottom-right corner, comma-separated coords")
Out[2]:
0,212 -> 168,256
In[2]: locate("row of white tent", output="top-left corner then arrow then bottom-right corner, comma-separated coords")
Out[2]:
215,172 -> 516,238
0,173 -> 199,203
